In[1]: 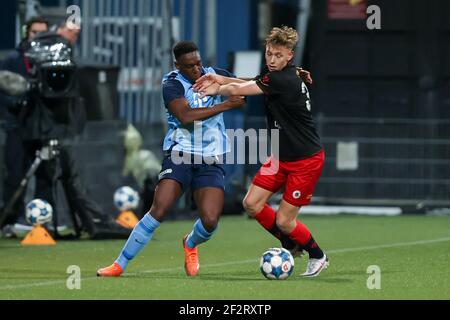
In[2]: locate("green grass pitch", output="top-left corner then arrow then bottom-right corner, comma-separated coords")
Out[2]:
0,215 -> 449,300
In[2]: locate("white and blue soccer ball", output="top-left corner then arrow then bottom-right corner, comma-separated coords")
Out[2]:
26,199 -> 53,225
260,247 -> 295,280
113,186 -> 140,211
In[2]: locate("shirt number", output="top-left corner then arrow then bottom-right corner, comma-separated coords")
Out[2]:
193,93 -> 209,108
301,83 -> 311,111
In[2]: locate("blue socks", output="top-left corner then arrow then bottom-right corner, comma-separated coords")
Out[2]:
186,219 -> 217,249
114,216 -> 215,270
115,214 -> 160,270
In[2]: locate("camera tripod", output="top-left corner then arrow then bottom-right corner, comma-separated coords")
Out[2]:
0,139 -> 81,238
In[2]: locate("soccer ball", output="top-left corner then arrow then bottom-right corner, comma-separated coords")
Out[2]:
26,199 -> 53,225
259,247 -> 295,280
113,186 -> 140,211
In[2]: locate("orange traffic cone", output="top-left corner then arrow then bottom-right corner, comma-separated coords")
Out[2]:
21,225 -> 56,246
115,210 -> 139,229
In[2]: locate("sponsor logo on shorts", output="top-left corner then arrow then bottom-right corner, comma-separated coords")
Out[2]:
292,190 -> 301,199
158,169 -> 173,180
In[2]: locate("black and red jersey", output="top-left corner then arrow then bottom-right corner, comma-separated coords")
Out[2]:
255,64 -> 323,161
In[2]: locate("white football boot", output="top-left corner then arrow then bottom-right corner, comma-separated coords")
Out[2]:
301,254 -> 329,277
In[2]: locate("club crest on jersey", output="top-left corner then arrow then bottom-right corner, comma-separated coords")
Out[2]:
262,75 -> 270,84
292,190 -> 301,199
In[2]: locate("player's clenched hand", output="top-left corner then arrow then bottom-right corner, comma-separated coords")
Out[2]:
225,96 -> 246,109
297,68 -> 313,84
193,74 -> 221,93
197,82 -> 220,98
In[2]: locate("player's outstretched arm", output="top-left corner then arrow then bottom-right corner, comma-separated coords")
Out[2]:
193,74 -> 247,93
198,81 -> 263,98
168,96 -> 245,125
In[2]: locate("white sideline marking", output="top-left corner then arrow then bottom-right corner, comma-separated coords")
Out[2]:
1,237 -> 449,291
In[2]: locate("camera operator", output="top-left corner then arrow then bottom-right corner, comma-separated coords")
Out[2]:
2,20 -> 130,239
0,17 -> 49,236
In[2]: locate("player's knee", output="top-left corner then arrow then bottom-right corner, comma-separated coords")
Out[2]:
200,215 -> 219,232
242,197 -> 263,217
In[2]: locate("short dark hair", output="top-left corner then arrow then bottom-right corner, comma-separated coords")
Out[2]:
25,16 -> 49,39
173,41 -> 199,60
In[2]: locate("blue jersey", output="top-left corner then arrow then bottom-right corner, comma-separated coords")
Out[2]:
161,67 -> 233,157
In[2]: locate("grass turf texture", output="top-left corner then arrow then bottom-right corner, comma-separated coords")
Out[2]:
0,215 -> 449,299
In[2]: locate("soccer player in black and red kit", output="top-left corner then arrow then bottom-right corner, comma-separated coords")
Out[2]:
194,26 -> 328,277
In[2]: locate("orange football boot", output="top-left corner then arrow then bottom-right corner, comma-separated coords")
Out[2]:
182,235 -> 199,276
96,262 -> 123,277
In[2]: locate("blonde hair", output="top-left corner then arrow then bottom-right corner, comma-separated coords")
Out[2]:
265,26 -> 298,51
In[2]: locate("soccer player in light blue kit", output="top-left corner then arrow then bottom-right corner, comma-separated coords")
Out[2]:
97,41 -> 245,277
